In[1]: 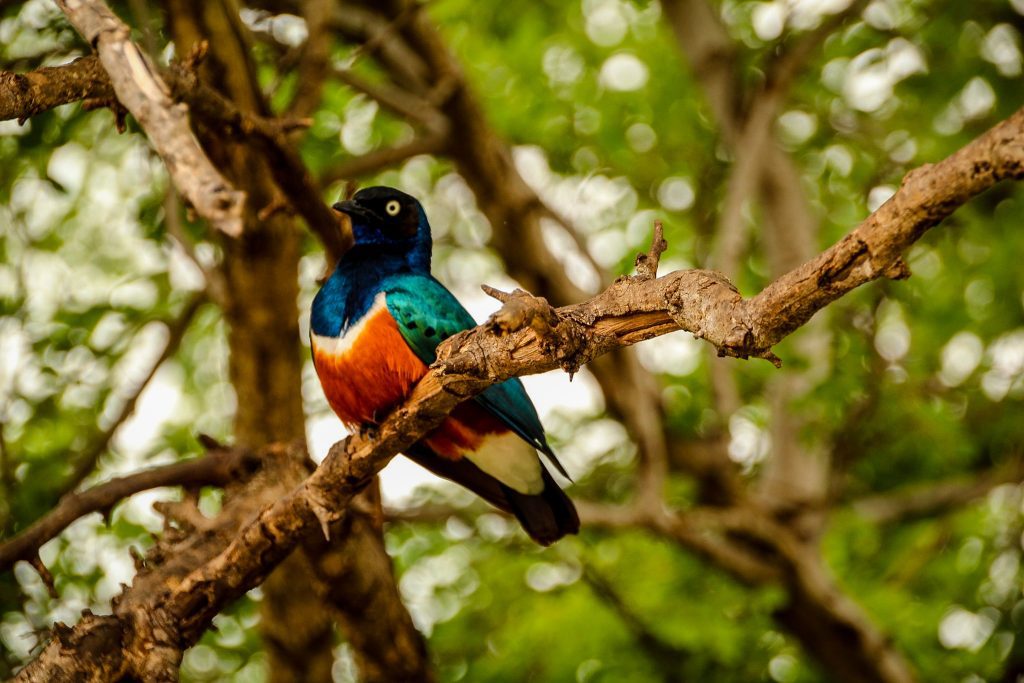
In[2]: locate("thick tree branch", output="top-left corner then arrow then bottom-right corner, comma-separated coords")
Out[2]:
0,55 -> 113,122
16,442 -> 309,682
747,106 -> 1024,351
851,458 -> 1024,525
582,565 -> 691,682
0,446 -> 256,574
307,490 -> 434,683
320,134 -> 449,186
21,108 -> 1024,675
61,293 -> 207,493
55,0 -> 245,236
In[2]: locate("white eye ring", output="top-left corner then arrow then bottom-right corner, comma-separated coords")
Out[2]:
385,200 -> 401,216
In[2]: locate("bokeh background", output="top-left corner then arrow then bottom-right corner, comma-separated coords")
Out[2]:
3,0 -> 1024,681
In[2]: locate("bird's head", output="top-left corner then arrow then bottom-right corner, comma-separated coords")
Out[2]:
333,186 -> 430,265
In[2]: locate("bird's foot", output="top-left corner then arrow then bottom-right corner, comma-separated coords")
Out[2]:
356,422 -> 379,441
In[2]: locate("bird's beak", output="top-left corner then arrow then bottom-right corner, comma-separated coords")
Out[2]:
332,199 -> 372,222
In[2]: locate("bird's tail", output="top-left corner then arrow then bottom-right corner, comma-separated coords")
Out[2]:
405,445 -> 579,546
501,467 -> 579,546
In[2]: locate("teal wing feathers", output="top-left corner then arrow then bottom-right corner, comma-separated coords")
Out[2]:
384,274 -> 475,363
384,274 -> 570,479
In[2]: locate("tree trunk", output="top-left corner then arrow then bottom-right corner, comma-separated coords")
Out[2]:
164,2 -> 335,679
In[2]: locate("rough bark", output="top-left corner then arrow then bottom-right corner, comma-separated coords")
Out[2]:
163,2 -> 334,679
0,446 -> 254,573
307,488 -> 434,683
18,107 -> 1024,676
8,4 -> 1024,681
345,0 -> 685,522
0,55 -> 113,121
14,442 -> 305,682
55,0 -> 245,236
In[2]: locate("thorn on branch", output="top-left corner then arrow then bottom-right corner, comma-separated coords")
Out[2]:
483,286 -> 559,337
717,344 -> 783,368
634,220 -> 667,280
481,285 -> 590,376
82,96 -> 129,133
197,433 -> 223,450
52,620 -> 73,640
129,545 -> 147,572
30,554 -> 58,599
183,41 -> 209,73
715,323 -> 782,368
308,491 -> 342,542
257,194 -> 292,221
883,257 -> 911,280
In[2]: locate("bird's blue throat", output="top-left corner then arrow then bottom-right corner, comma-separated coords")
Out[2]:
310,213 -> 433,339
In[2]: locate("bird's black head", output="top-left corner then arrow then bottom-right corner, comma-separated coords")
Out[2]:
333,186 -> 425,248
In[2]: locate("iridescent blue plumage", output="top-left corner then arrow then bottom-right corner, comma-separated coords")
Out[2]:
385,278 -> 569,479
310,186 -> 578,545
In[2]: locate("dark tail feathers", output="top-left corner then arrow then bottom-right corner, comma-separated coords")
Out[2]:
405,445 -> 579,545
502,467 -> 579,546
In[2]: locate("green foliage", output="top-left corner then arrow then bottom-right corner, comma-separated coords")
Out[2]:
3,0 -> 1024,681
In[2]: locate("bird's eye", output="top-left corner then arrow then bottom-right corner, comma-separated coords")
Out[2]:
385,200 -> 401,216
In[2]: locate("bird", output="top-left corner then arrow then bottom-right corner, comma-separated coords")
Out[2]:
309,186 -> 579,545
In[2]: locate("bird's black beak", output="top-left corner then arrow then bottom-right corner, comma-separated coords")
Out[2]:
331,198 -> 356,215
332,199 -> 368,220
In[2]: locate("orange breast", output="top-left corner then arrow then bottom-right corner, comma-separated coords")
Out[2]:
312,305 -> 428,426
313,303 -> 514,462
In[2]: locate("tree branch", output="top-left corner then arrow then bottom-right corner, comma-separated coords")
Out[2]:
747,106 -> 1024,351
333,67 -> 448,132
320,134 -> 449,186
329,3 -> 430,91
55,0 -> 245,236
851,458 -> 1024,525
286,0 -> 334,118
0,55 -> 114,122
58,293 -> 207,495
164,54 -> 348,262
1,45 -> 347,287
306,489 -> 434,683
0,446 -> 256,574
20,102 -> 1024,675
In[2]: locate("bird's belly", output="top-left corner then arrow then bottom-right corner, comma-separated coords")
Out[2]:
425,401 -> 543,494
312,298 -> 542,493
312,302 -> 427,426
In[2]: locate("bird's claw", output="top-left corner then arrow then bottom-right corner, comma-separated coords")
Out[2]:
357,423 -> 379,440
